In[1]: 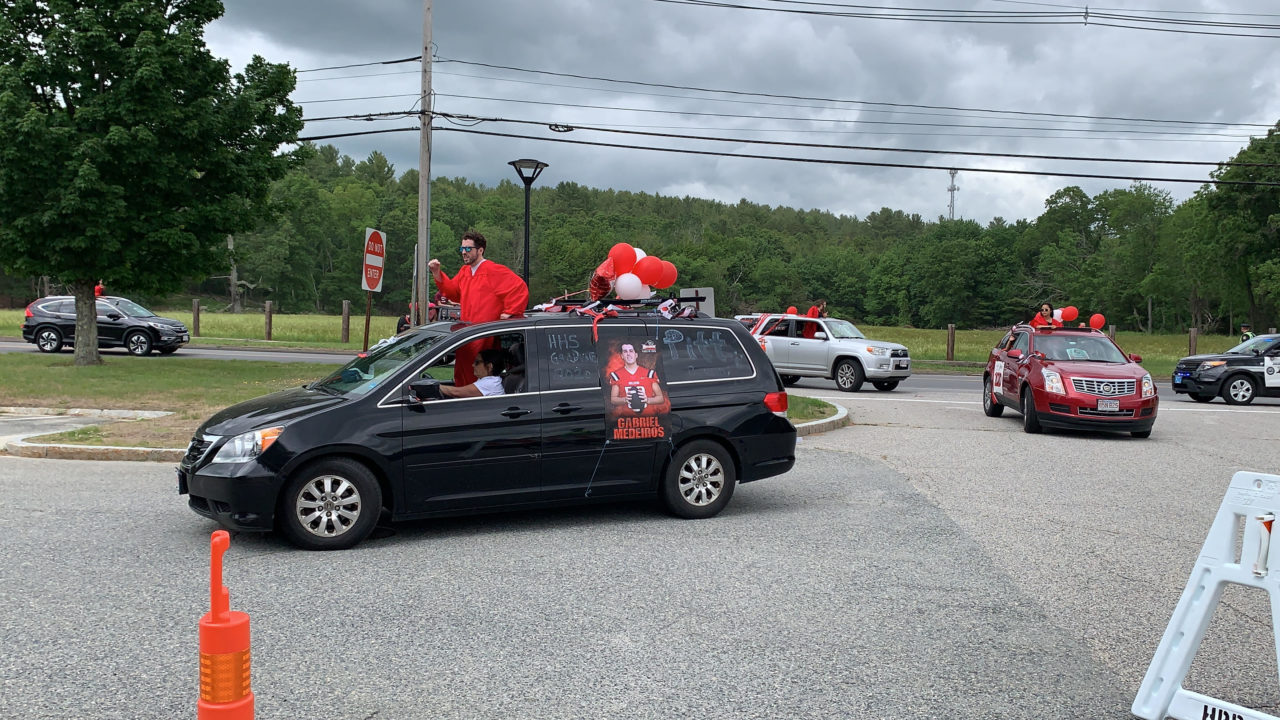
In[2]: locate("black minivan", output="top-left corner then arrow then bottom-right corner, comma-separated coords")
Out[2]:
178,309 -> 797,549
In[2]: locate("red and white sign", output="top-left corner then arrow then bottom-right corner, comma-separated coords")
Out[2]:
362,228 -> 385,293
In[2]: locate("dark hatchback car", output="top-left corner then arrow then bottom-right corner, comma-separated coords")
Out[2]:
178,310 -> 797,550
21,295 -> 189,356
1171,334 -> 1280,405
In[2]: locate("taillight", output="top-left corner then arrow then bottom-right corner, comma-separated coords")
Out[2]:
24,303 -> 34,318
764,391 -> 788,417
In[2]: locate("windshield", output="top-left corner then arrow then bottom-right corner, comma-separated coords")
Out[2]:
824,320 -> 866,340
1033,334 -> 1128,363
1225,335 -> 1276,355
107,298 -> 156,318
311,329 -> 448,396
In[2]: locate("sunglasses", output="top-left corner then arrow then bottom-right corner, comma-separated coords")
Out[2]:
458,246 -> 478,253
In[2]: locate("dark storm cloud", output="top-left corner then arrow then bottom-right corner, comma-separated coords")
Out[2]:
208,0 -> 1280,223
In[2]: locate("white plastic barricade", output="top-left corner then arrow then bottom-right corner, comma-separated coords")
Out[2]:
1133,471 -> 1280,720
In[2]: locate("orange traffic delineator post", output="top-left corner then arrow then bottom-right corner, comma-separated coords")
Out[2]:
198,530 -> 254,719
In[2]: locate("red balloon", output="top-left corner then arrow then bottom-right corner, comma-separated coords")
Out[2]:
608,243 -> 636,275
786,306 -> 798,315
1089,313 -> 1106,330
633,255 -> 664,286
655,260 -> 678,290
1062,306 -> 1079,323
588,258 -> 616,301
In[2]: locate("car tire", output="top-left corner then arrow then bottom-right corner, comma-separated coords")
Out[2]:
1021,387 -> 1042,434
125,330 -> 153,356
278,458 -> 383,551
661,440 -> 736,520
983,375 -> 1004,418
834,359 -> 865,392
780,374 -> 801,386
1131,429 -> 1152,438
35,326 -> 64,353
158,347 -> 178,355
872,380 -> 899,392
1189,392 -> 1214,403
1221,375 -> 1257,405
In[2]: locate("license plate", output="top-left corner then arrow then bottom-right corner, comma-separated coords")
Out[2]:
181,334 -> 189,342
1098,398 -> 1119,411
1173,372 -> 1187,385
895,361 -> 909,370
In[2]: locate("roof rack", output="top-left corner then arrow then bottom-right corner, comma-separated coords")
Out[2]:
529,295 -> 709,318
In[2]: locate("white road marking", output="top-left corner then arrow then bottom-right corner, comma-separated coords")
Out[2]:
803,394 -> 1280,414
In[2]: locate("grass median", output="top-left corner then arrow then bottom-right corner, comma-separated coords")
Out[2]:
1,354 -> 334,448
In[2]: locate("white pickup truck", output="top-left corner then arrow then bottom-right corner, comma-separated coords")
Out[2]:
739,313 -> 912,392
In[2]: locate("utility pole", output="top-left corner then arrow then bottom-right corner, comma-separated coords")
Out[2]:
947,169 -> 959,221
414,0 -> 432,325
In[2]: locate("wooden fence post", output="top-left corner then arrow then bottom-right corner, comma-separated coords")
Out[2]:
192,299 -> 200,337
341,300 -> 350,343
1188,327 -> 1198,356
1108,324 -> 1115,340
264,301 -> 273,341
946,324 -> 955,361
1270,328 -> 1277,335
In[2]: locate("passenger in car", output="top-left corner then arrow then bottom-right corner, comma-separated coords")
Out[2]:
1029,302 -> 1062,328
439,349 -> 509,398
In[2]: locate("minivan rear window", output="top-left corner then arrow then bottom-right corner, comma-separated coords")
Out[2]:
659,325 -> 754,382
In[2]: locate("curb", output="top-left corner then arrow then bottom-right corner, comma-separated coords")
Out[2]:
794,402 -> 850,437
5,438 -> 185,462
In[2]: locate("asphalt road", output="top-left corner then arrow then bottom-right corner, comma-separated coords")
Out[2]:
3,388 -> 1279,719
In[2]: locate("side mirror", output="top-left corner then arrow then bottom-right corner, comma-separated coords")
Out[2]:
409,378 -> 442,401
1007,349 -> 1023,359
813,331 -> 827,340
107,312 -> 122,320
1128,353 -> 1143,363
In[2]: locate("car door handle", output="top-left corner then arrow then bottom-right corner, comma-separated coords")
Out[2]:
501,407 -> 533,418
552,403 -> 582,414
790,341 -> 800,346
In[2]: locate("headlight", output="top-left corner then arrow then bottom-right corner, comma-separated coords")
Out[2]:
1197,360 -> 1227,372
1041,369 -> 1066,395
865,346 -> 890,356
1141,374 -> 1155,398
211,426 -> 283,464
147,321 -> 169,330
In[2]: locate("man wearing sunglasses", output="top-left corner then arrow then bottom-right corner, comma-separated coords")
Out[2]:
428,230 -> 529,384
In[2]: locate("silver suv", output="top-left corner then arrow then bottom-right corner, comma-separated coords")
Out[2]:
739,313 -> 911,392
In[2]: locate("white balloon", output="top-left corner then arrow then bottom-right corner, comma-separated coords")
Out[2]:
1053,308 -> 1063,322
615,272 -> 644,299
633,247 -> 647,263
642,285 -> 654,299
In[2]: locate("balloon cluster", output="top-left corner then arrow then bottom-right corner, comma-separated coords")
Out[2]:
589,242 -> 679,301
1053,305 -> 1106,329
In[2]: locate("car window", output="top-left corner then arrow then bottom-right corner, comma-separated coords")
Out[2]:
543,327 -> 601,390
1034,335 -> 1127,363
660,325 -> 754,382
105,298 -> 156,318
43,300 -> 73,314
824,320 -> 866,339
95,301 -> 115,316
312,328 -> 449,396
1227,336 -> 1276,355
1012,332 -> 1030,354
793,320 -> 822,339
996,332 -> 1012,351
415,331 -> 527,395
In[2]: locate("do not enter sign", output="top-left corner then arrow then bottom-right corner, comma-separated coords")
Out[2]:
362,228 -> 385,293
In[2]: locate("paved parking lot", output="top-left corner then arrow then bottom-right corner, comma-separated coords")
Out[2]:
1,387 -> 1278,719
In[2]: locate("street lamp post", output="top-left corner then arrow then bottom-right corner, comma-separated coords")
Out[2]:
508,159 -> 548,286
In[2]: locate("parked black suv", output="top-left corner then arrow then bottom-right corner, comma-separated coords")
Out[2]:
21,295 -> 189,356
1171,334 -> 1280,405
178,309 -> 798,550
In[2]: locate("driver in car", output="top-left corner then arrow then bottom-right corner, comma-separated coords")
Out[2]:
439,349 -> 508,398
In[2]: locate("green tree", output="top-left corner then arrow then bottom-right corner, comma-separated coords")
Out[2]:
0,0 -> 302,364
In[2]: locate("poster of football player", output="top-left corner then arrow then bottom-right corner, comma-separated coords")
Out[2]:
599,336 -> 672,441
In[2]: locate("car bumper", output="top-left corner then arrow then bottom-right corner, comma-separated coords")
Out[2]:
865,358 -> 912,380
1170,373 -> 1222,396
178,459 -> 280,532
733,415 -> 797,483
1033,394 -> 1158,433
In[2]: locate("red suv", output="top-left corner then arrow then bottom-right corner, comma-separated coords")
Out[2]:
982,325 -> 1157,438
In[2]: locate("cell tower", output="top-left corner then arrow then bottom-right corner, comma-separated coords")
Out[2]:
947,169 -> 959,220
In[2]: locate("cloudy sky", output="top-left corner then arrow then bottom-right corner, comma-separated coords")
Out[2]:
205,0 -> 1280,225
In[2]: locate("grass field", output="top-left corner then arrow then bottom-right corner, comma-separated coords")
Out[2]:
1,308 -> 1247,379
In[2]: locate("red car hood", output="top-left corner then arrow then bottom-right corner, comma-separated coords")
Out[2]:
1042,360 -> 1147,379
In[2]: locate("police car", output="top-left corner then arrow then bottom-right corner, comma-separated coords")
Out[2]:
1171,334 -> 1280,405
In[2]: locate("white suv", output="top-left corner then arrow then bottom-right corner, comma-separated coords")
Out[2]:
739,313 -> 911,392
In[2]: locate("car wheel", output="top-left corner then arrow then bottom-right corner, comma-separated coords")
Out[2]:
834,359 -> 865,392
661,440 -> 736,520
35,327 -> 64,353
1021,387 -> 1042,434
278,458 -> 382,551
1131,429 -> 1152,438
1189,393 -> 1214,403
780,374 -> 801,386
1221,375 -> 1257,406
872,381 -> 899,392
158,347 -> 178,355
125,330 -> 153,356
983,375 -> 1004,418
